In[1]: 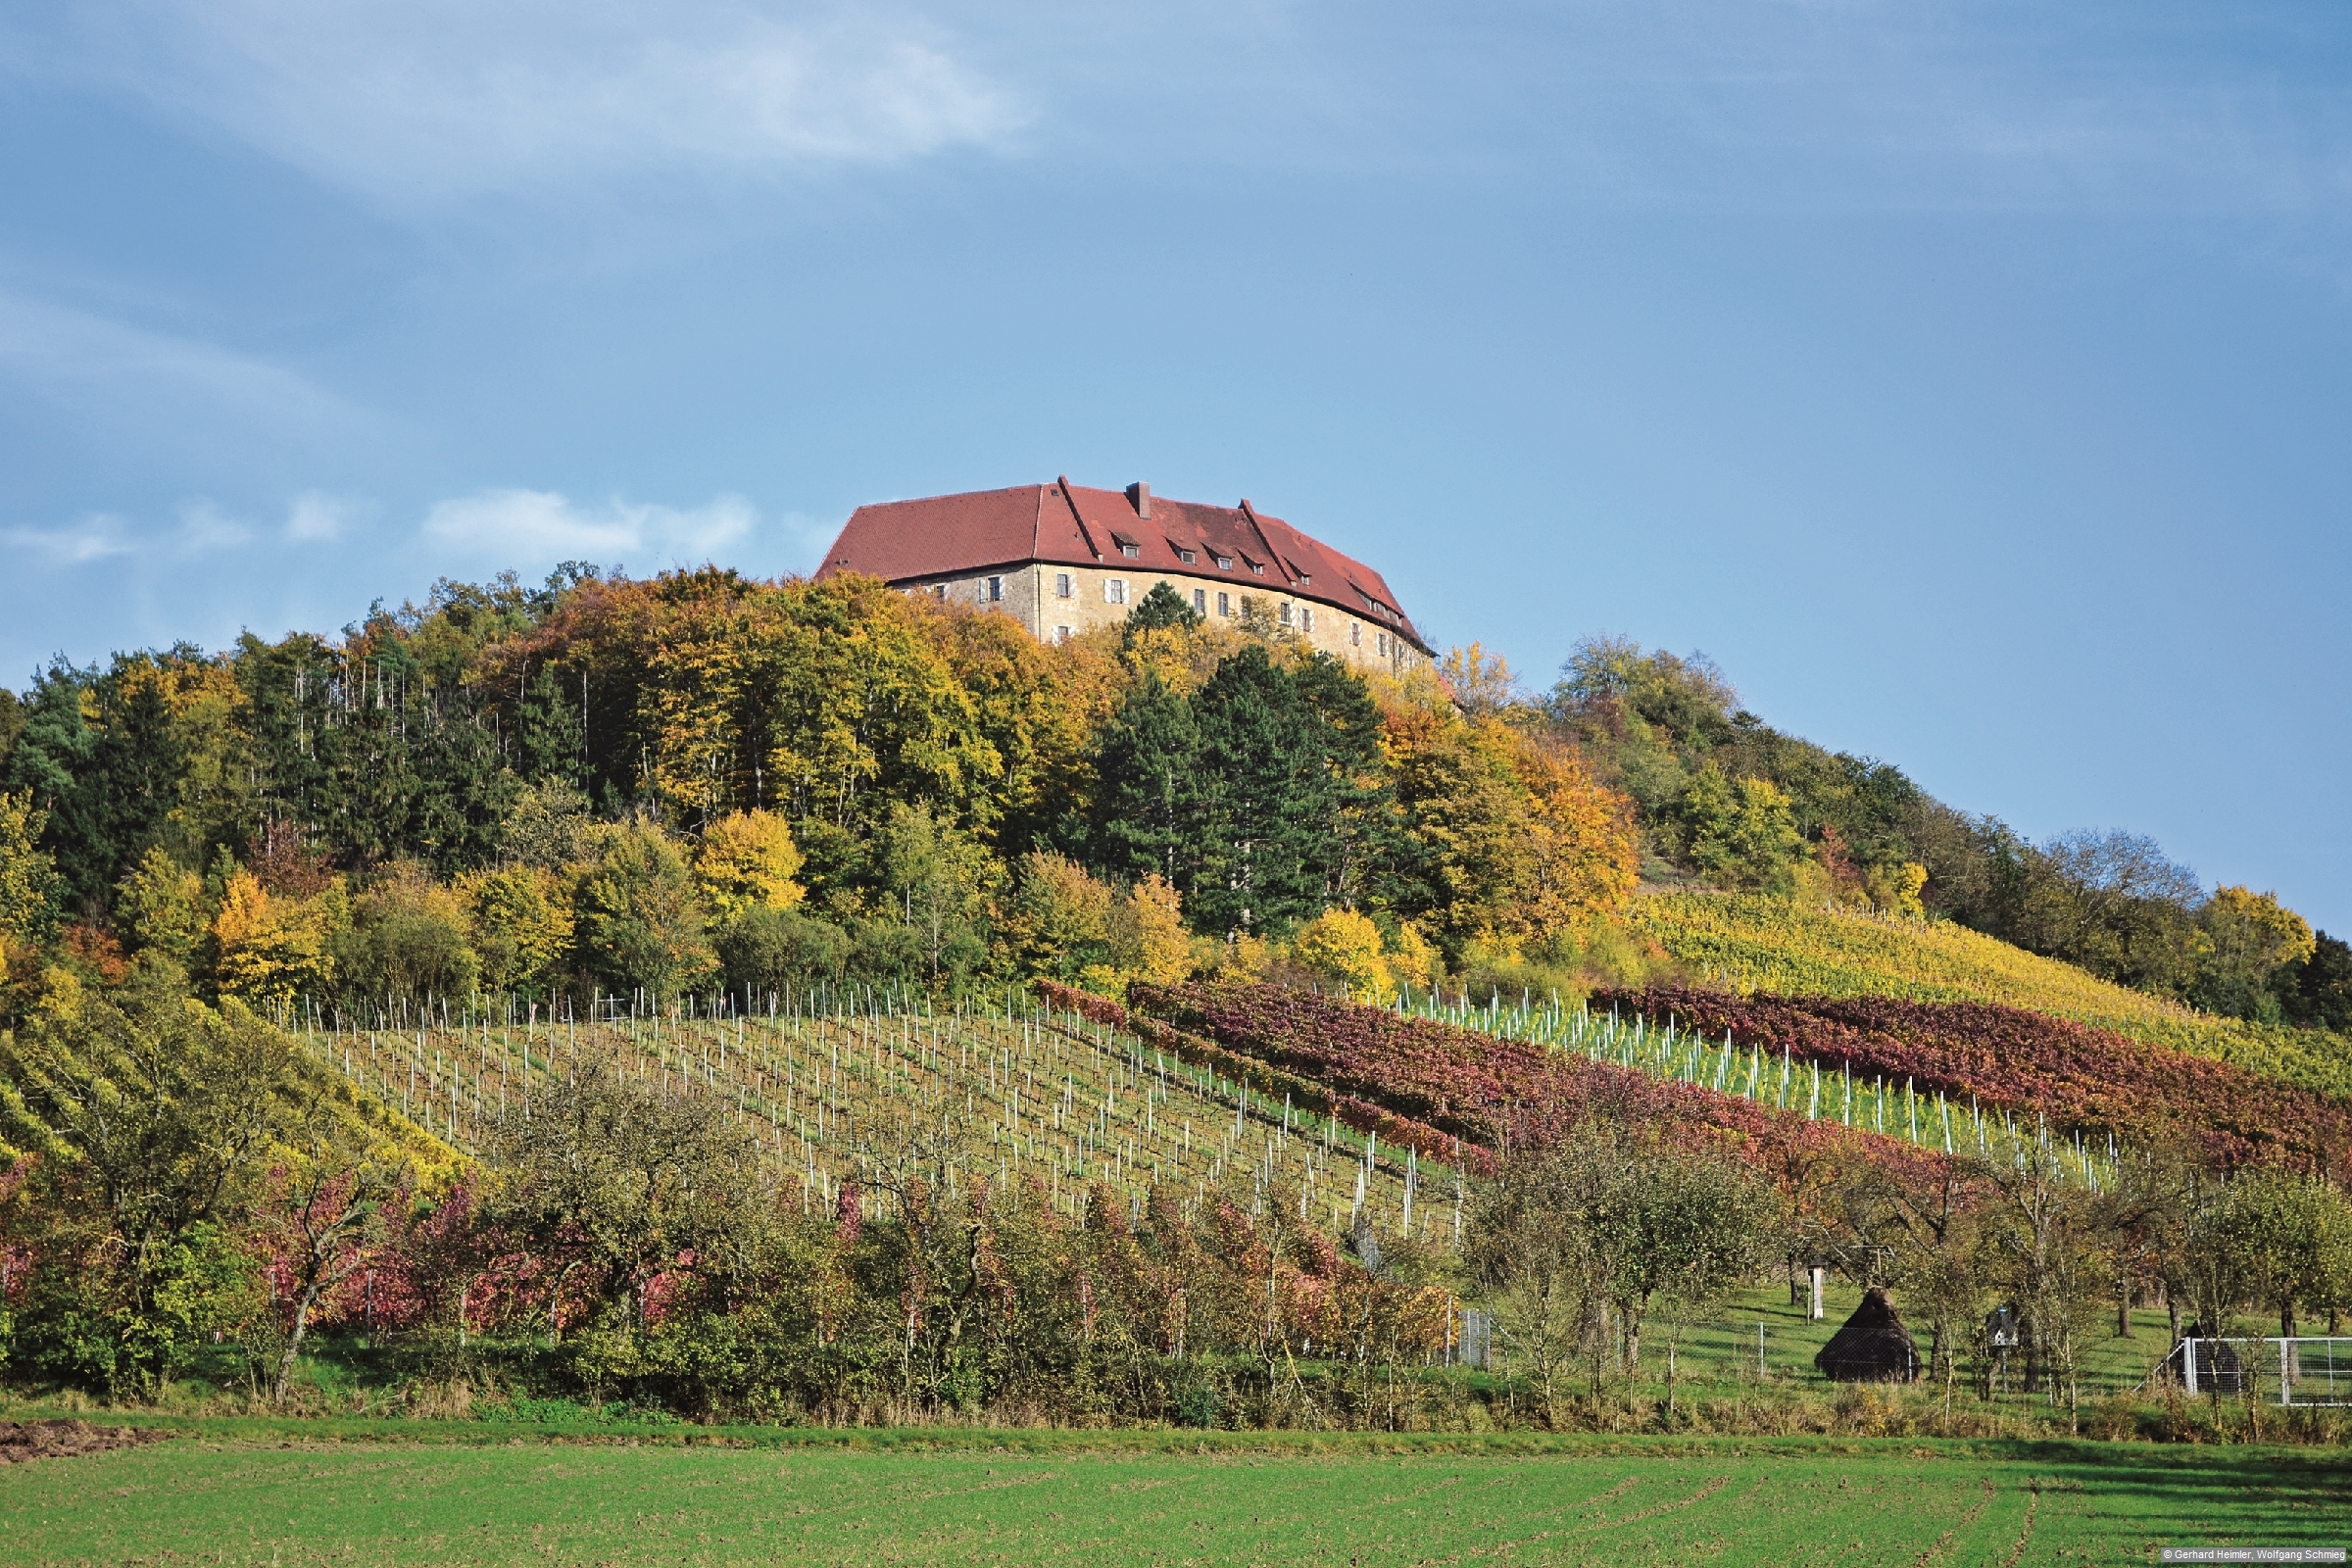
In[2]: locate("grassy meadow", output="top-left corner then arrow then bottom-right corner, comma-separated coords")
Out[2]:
7,1422 -> 2348,1566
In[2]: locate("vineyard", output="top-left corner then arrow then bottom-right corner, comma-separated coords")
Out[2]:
297,959 -> 2180,1261
1626,892 -> 2352,1099
297,988 -> 1435,1244
1592,986 -> 2352,1170
1121,982 -> 2061,1197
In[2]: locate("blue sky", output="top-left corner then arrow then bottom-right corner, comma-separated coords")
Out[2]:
3,2 -> 2348,928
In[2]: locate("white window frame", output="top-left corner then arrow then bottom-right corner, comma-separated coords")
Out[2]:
1054,572 -> 1072,599
1105,578 -> 1129,605
1300,606 -> 1314,632
986,575 -> 1004,603
1279,601 -> 1293,627
1350,621 -> 1360,646
1054,625 -> 1073,644
1217,592 -> 1230,617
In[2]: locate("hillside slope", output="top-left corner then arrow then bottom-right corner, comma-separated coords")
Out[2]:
1628,892 -> 2352,1099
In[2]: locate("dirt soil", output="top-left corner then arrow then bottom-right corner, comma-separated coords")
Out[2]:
0,1418 -> 174,1463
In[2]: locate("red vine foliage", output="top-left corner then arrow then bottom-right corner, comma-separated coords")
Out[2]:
1593,986 -> 2351,1172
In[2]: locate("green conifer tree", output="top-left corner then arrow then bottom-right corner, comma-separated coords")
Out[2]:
1086,669 -> 1205,896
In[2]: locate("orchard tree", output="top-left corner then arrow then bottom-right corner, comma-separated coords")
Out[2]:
0,959 -> 300,1393
2222,1170 -> 2352,1340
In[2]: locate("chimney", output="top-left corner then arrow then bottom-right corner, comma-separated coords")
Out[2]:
1126,481 -> 1152,519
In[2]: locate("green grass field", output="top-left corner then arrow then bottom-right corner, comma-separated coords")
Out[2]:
1674,1280 -> 2178,1399
8,1425 -> 2348,1566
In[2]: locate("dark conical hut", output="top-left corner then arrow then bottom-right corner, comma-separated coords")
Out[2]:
1815,1288 -> 1922,1383
2156,1325 -> 2249,1393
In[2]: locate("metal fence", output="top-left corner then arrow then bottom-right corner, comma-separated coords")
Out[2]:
2177,1338 -> 2352,1406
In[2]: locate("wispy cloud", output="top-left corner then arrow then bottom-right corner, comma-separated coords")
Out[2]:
2,514 -> 134,564
0,286 -> 379,449
176,500 -> 255,552
18,1 -> 1022,206
419,488 -> 756,565
286,491 -> 367,542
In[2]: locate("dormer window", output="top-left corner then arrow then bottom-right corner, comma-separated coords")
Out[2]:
1250,562 -> 1264,576
1216,556 -> 1232,570
1178,548 -> 1197,564
1111,532 -> 1141,559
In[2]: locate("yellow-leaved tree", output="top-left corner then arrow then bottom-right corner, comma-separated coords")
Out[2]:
116,846 -> 208,964
1863,861 -> 1930,918
1509,735 -> 1641,943
211,867 -> 345,1012
1382,709 -> 1529,947
1003,851 -> 1112,984
0,789 -> 62,977
1104,873 -> 1193,989
2195,885 -> 2317,1021
1290,906 -> 1393,1002
1384,709 -> 1641,953
693,809 -> 806,916
1384,920 -> 1437,992
461,867 -> 576,997
2201,886 -> 2315,976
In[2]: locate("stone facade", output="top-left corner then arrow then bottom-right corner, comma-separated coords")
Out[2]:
909,561 -> 1429,675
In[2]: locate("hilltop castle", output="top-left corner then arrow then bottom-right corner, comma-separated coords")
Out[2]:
815,478 -> 1430,672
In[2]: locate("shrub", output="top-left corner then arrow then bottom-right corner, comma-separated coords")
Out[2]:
715,906 -> 850,1001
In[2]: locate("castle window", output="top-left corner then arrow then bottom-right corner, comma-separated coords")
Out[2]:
1279,601 -> 1293,627
1217,592 -> 1230,617
1054,625 -> 1072,644
1193,588 -> 1206,613
1105,579 -> 1128,605
1055,572 -> 1072,599
1121,543 -> 1139,559
1349,621 -> 1360,647
1216,556 -> 1232,570
1377,632 -> 1390,657
1300,606 -> 1314,632
986,575 -> 1003,603
1179,549 -> 1197,564
1250,561 -> 1264,575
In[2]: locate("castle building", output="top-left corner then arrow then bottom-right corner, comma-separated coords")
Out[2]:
814,478 -> 1431,671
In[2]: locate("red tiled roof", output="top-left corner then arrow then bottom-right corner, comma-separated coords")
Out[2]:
815,479 -> 1428,652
